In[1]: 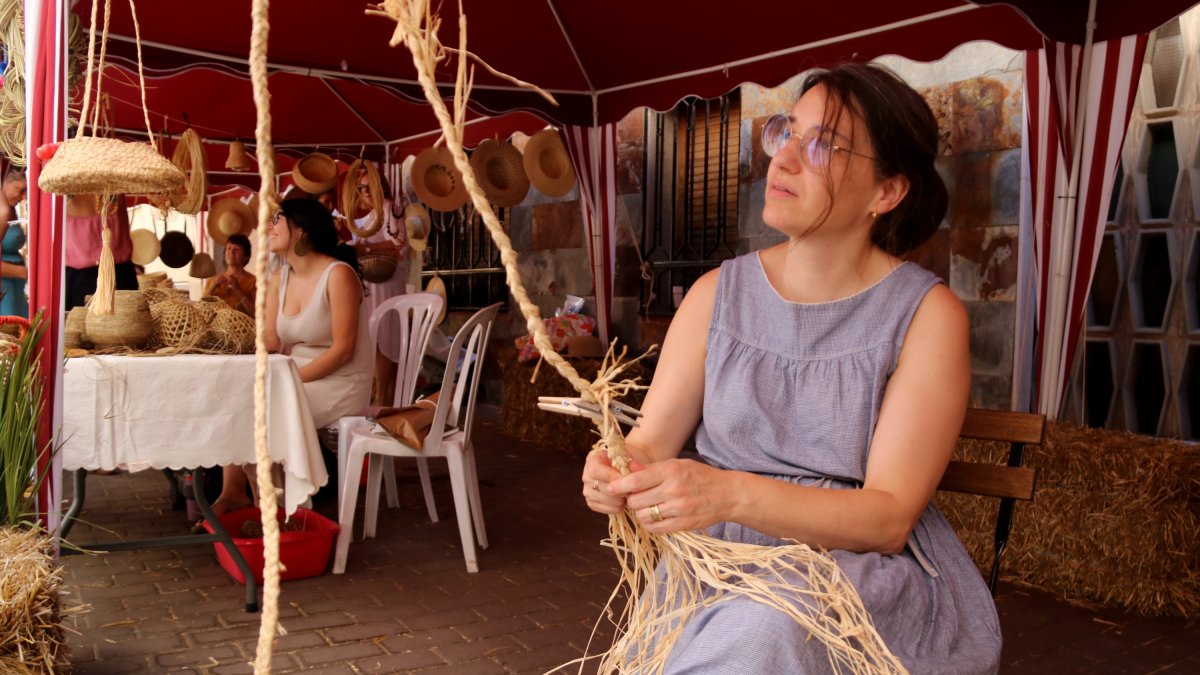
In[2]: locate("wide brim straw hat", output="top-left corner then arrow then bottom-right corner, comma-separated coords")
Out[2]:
425,275 -> 447,324
159,231 -> 195,269
522,129 -> 576,198
188,252 -> 217,279
130,228 -> 161,266
225,139 -> 251,171
38,137 -> 186,195
469,139 -> 530,208
207,197 -> 255,245
291,151 -> 338,194
404,203 -> 431,252
411,146 -> 469,211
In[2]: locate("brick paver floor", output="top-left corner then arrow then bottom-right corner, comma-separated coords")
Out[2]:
58,409 -> 1198,674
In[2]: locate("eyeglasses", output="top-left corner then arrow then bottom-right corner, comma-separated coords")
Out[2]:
761,114 -> 874,168
270,210 -> 284,225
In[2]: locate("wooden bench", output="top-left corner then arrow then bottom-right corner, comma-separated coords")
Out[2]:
937,407 -> 1045,595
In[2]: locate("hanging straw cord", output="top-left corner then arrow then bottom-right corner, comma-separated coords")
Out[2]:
248,0 -> 284,670
169,128 -> 208,215
370,2 -> 905,672
340,159 -> 385,237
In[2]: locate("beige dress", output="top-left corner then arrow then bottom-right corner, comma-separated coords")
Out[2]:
276,261 -> 373,428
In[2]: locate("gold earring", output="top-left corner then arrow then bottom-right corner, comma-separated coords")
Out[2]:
869,210 -> 878,219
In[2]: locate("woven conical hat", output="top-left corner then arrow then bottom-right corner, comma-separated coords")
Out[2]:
411,146 -> 468,211
469,139 -> 529,208
207,198 -> 255,245
38,137 -> 186,195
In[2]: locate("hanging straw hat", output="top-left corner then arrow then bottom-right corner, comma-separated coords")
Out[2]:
225,139 -> 250,171
411,146 -> 468,211
292,152 -> 338,194
207,197 -> 255,245
130,228 -> 161,266
522,129 -> 576,197
425,275 -> 447,324
188,252 -> 216,279
469,139 -> 529,207
38,137 -> 186,195
405,203 -> 431,252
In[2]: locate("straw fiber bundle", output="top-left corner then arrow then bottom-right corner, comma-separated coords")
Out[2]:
169,128 -> 208,214
0,527 -> 74,673
368,3 -> 905,672
206,307 -> 255,353
935,421 -> 1200,617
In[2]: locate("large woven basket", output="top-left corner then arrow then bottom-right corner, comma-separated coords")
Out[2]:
360,252 -> 399,283
38,137 -> 186,195
85,291 -> 153,349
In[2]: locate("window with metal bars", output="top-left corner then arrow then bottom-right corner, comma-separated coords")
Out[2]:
421,208 -> 509,312
640,94 -> 741,315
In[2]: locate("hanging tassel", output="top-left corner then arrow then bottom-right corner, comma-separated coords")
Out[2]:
89,195 -> 116,315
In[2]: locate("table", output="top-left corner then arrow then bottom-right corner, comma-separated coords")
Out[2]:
60,353 -> 327,612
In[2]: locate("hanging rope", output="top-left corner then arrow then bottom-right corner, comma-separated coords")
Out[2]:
340,159 -> 385,236
248,0 -> 284,670
367,2 -> 904,672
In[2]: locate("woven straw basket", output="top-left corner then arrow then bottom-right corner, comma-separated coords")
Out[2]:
360,252 -> 399,283
150,299 -> 208,349
38,137 -> 186,196
194,295 -> 222,324
85,291 -> 153,349
207,307 -> 255,353
64,306 -> 91,350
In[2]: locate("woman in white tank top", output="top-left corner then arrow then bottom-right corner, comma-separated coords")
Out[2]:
207,198 -> 372,518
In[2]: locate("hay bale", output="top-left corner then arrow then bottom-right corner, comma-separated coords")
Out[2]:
0,528 -> 73,672
935,421 -> 1200,617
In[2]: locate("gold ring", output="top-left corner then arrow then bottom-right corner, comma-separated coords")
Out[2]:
592,480 -> 600,492
650,504 -> 664,522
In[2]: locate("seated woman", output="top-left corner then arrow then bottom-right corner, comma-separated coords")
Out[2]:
583,63 -> 1000,673
204,233 -> 256,316
210,198 -> 373,515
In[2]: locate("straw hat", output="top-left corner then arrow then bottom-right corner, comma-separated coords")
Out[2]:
188,252 -> 216,279
225,139 -> 250,171
291,152 -> 338,194
130,228 -> 161,266
411,146 -> 468,211
38,137 -> 186,195
207,198 -> 255,245
523,129 -> 576,197
159,230 -> 195,269
469,139 -> 529,207
404,203 -> 431,252
425,275 -> 447,324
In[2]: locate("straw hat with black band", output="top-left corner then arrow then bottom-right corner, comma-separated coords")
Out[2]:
411,146 -> 469,211
292,152 -> 338,194
469,139 -> 530,208
523,129 -> 577,197
405,203 -> 431,252
207,197 -> 256,246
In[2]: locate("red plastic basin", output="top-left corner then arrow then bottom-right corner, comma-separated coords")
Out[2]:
203,507 -> 340,585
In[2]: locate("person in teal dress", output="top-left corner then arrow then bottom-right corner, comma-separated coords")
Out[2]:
0,168 -> 28,317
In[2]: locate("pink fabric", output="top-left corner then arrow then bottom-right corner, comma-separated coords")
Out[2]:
64,210 -> 133,268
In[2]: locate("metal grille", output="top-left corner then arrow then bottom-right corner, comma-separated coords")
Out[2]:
640,94 -> 741,315
421,207 -> 509,312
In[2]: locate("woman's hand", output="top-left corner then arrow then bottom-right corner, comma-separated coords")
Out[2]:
607,458 -> 735,534
582,450 -> 642,515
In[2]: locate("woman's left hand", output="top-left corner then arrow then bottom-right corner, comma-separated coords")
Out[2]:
608,458 -> 734,533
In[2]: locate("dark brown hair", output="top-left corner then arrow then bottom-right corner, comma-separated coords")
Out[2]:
800,63 -> 947,256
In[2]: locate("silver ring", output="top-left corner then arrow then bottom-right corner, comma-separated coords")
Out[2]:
650,504 -> 664,522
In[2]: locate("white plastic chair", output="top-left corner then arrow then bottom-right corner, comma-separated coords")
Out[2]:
334,302 -> 500,574
334,292 -> 443,519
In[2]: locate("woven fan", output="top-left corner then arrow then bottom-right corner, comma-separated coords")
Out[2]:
37,0 -> 185,316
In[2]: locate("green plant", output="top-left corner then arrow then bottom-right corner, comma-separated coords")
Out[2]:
0,311 -> 51,528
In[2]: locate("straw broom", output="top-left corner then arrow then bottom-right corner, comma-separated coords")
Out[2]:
367,2 -> 905,672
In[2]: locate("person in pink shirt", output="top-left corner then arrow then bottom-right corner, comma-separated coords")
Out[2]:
64,193 -> 137,311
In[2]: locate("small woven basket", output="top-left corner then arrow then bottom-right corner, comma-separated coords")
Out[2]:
150,299 -> 207,349
360,252 -> 399,283
85,290 -> 153,349
64,306 -> 91,350
38,137 -> 186,195
207,307 -> 255,354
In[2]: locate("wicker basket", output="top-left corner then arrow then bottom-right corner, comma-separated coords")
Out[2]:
85,291 -> 153,349
38,137 -> 186,196
193,295 -> 222,324
64,306 -> 91,349
150,299 -> 207,349
207,307 -> 255,354
360,252 -> 399,283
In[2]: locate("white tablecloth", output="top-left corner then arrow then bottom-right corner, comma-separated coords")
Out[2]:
62,353 -> 326,515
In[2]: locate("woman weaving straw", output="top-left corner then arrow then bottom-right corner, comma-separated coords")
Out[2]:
583,63 -> 1001,672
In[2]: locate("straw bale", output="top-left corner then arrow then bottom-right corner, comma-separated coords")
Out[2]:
0,527 -> 74,672
934,421 -> 1200,617
499,347 -> 650,454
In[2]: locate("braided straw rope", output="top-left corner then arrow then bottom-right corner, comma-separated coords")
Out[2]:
368,2 -> 905,673
0,0 -> 25,165
248,0 -> 284,670
340,159 -> 385,237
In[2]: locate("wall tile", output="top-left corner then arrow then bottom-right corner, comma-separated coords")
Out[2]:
964,299 -> 1015,377
951,225 -> 1018,301
531,201 -> 584,250
991,148 -> 1021,226
554,248 -> 593,297
742,79 -> 803,120
507,205 -> 532,252
942,152 -> 995,229
906,226 -> 951,282
517,250 -> 557,296
616,112 -> 645,195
